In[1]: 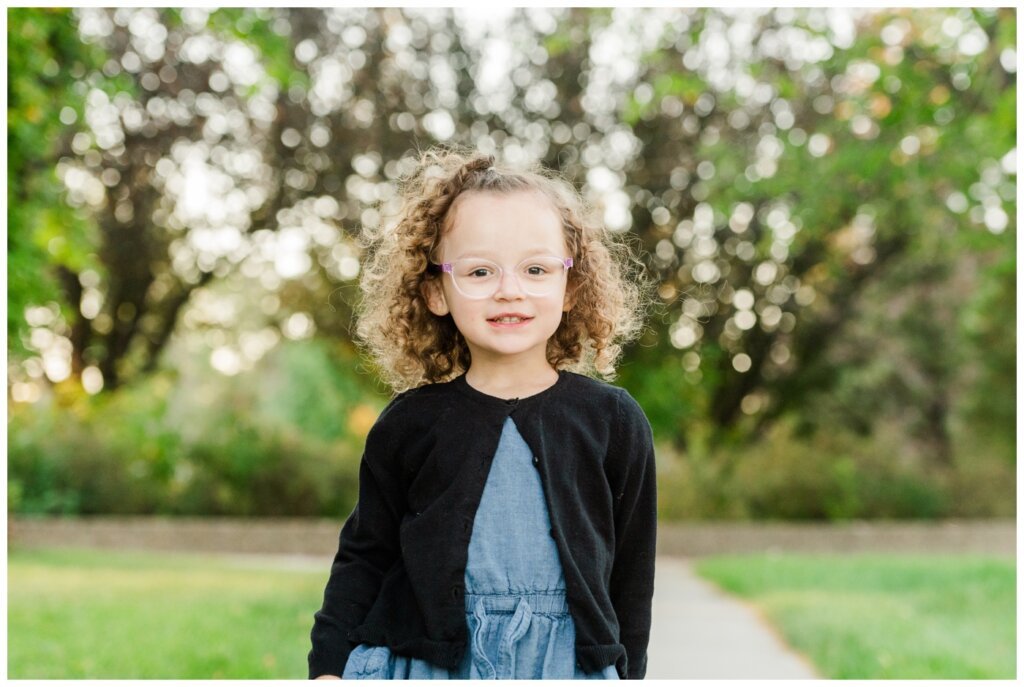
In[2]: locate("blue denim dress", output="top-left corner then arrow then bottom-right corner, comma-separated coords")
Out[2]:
342,417 -> 620,680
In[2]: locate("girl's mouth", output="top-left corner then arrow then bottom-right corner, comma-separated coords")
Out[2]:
487,316 -> 533,328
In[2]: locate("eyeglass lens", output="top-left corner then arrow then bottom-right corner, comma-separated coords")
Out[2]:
449,256 -> 568,298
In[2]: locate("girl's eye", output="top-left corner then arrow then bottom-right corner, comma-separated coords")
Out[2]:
466,267 -> 494,278
526,265 -> 548,276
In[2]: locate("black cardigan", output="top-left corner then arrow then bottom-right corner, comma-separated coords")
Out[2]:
308,368 -> 657,679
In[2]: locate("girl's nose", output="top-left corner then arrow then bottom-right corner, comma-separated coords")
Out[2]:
493,269 -> 526,299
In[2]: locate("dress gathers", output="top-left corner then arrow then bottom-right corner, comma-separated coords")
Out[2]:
342,416 -> 620,680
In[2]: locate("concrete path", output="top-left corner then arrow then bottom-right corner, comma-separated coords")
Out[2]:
646,557 -> 819,679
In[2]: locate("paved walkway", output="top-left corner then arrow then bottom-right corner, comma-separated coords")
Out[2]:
646,557 -> 819,679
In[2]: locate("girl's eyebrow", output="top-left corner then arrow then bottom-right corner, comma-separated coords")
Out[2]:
451,247 -> 557,260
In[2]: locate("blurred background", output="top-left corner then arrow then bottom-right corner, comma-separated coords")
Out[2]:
6,7 -> 1016,680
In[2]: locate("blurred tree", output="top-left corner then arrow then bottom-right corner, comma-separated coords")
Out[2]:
8,8 -> 1015,478
610,8 -> 1015,470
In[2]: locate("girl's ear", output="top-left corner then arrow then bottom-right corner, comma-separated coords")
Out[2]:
421,278 -> 450,316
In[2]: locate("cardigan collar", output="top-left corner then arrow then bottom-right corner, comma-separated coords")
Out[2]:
452,368 -> 569,409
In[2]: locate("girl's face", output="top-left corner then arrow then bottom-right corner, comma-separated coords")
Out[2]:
422,190 -> 574,371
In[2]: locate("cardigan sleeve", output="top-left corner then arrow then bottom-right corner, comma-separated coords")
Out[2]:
608,388 -> 657,680
308,395 -> 409,679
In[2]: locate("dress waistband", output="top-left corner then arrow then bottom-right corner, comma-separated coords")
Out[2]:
463,590 -> 570,614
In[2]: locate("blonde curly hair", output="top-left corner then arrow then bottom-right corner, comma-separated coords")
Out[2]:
354,145 -> 653,394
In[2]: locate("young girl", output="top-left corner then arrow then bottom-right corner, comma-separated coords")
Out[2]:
308,147 -> 657,680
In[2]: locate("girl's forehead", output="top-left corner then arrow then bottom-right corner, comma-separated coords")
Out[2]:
444,190 -> 565,239
442,190 -> 567,257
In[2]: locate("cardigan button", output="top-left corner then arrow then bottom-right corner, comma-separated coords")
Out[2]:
451,584 -> 462,599
549,528 -> 556,538
532,456 -> 540,467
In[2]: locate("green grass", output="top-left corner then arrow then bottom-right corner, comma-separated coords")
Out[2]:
10,547 -> 1017,679
694,553 -> 1016,679
8,546 -> 331,678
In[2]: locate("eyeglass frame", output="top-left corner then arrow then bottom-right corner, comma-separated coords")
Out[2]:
426,255 -> 574,299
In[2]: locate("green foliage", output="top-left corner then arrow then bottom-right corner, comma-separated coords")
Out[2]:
250,338 -> 377,445
7,8 -> 104,358
206,9 -> 309,89
616,342 -> 705,453
174,419 -> 359,517
955,248 -> 1016,465
8,355 -> 365,517
695,554 -> 1016,678
656,414 -> 1013,521
654,8 -> 1015,481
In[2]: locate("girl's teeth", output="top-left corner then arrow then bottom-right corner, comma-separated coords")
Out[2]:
494,317 -> 523,323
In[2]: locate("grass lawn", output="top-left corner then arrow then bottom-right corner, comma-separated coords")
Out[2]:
694,553 -> 1016,679
8,546 -> 332,678
10,546 -> 1016,679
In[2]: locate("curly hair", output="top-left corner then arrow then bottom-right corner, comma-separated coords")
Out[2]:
353,144 -> 654,394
